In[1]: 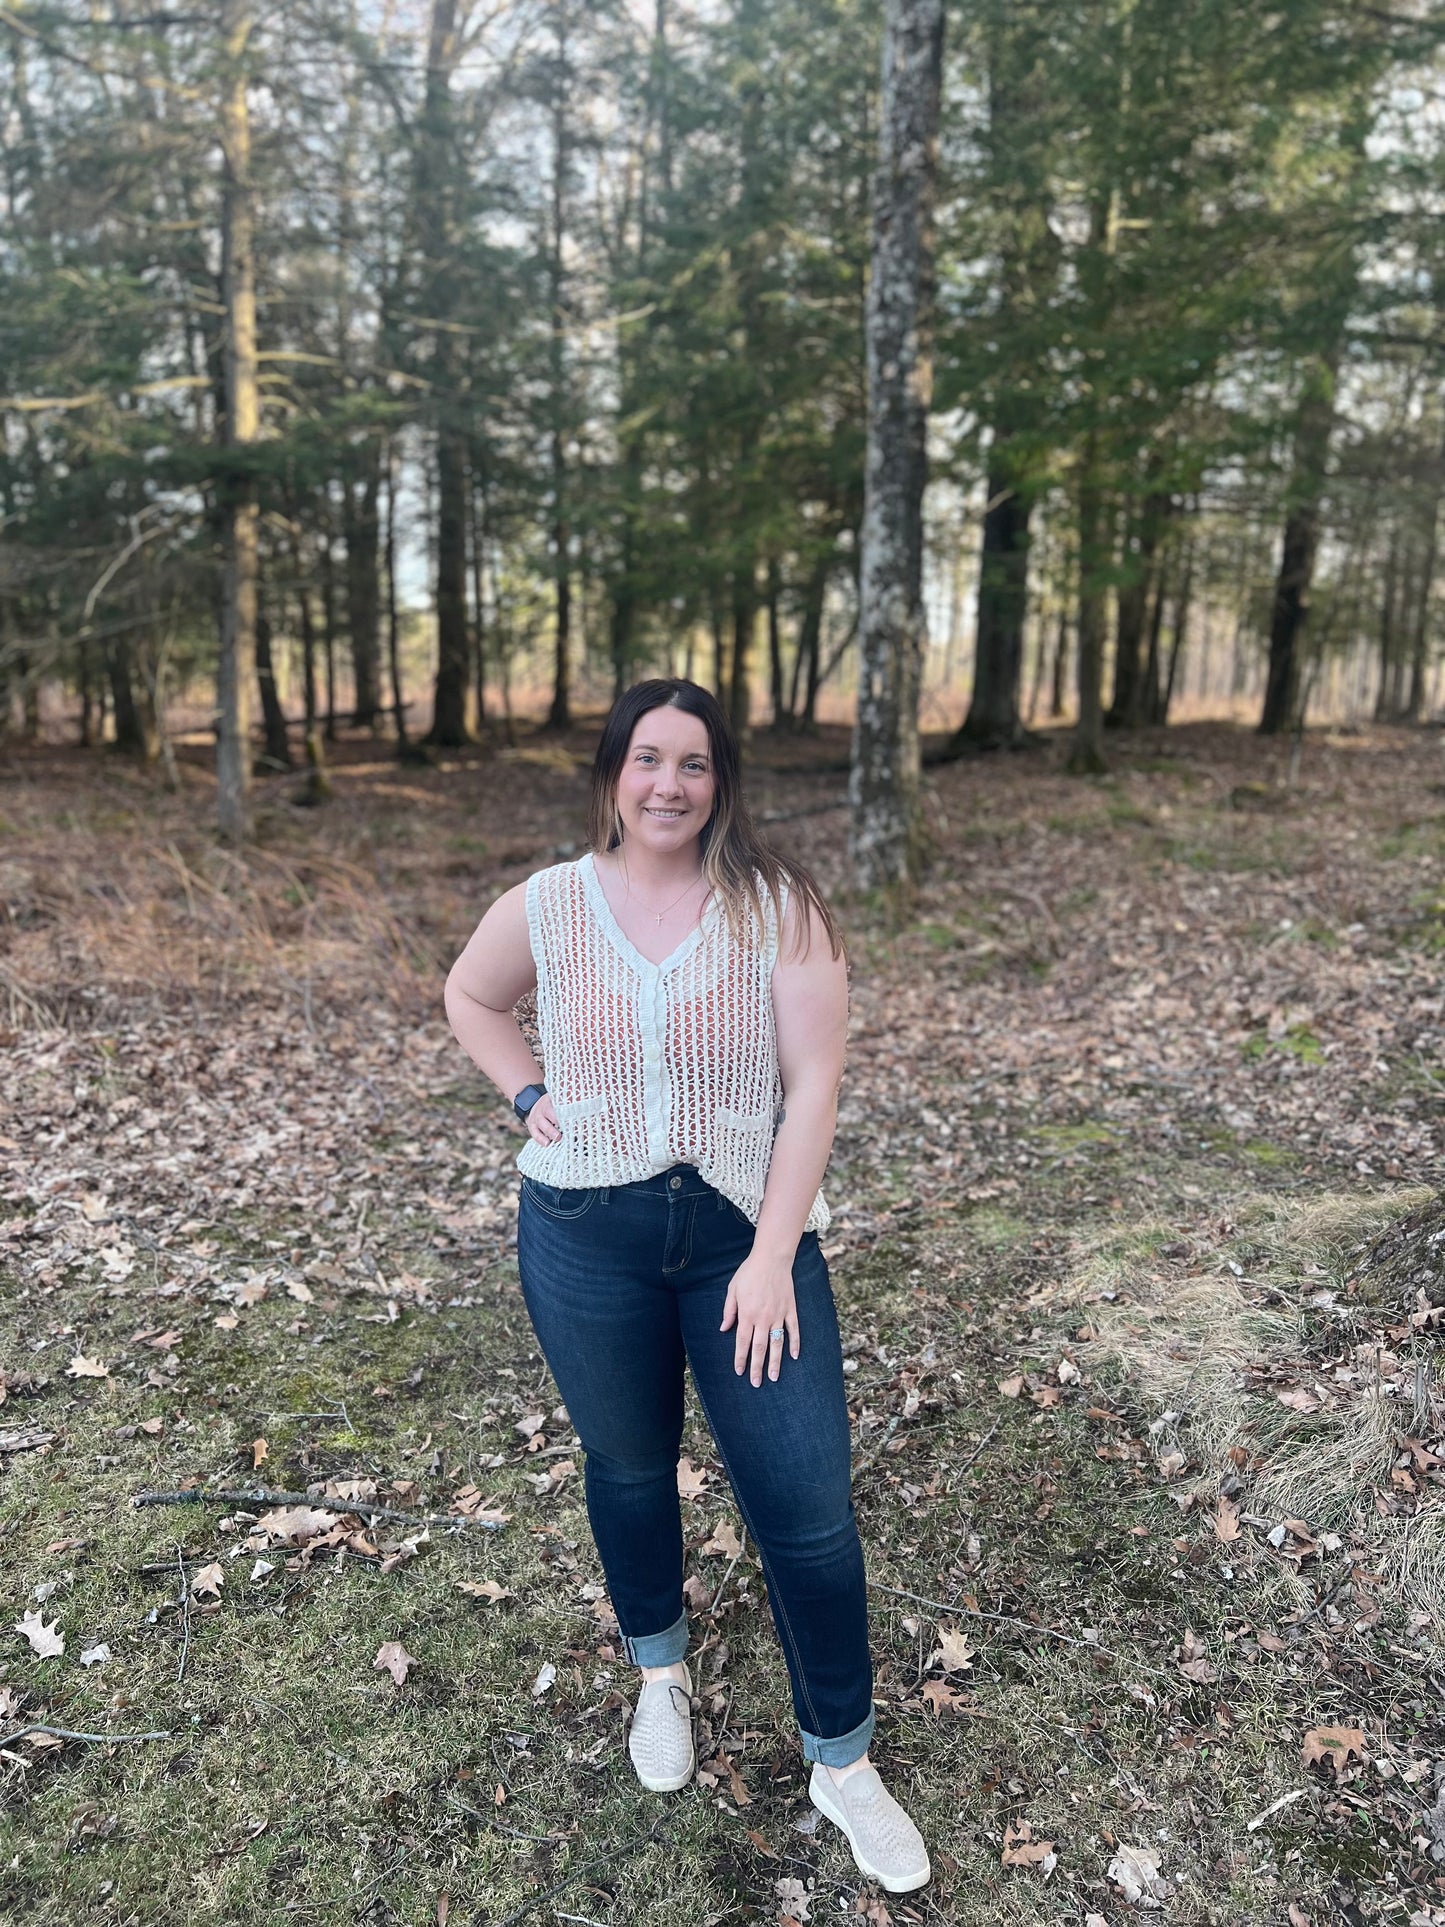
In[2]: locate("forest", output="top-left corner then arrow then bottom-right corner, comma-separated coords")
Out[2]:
3,4 -> 1445,1926
2,0 -> 1443,816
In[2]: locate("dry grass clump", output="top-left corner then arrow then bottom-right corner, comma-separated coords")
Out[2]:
1057,1188 -> 1445,1627
0,821 -> 438,1025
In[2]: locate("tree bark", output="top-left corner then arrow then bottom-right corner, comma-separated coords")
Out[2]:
729,559 -> 756,737
419,0 -> 473,747
954,453 -> 1030,749
1260,347 -> 1344,736
1406,429 -> 1443,723
849,0 -> 944,889
1107,488 -> 1167,729
216,0 -> 259,841
386,439 -> 409,749
343,449 -> 383,730
254,610 -> 292,767
1069,463 -> 1110,773
545,3 -> 573,732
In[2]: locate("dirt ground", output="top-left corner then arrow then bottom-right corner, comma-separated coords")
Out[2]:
1,717 -> 1443,1927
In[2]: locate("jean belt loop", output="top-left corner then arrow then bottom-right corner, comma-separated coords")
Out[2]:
600,1185 -> 610,1205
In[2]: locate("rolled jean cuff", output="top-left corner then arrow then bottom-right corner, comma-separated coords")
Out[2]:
620,1609 -> 689,1668
800,1704 -> 875,1768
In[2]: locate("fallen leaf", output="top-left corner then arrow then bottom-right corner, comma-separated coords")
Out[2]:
456,1580 -> 513,1604
1107,1842 -> 1173,1907
65,1356 -> 109,1380
676,1457 -> 709,1497
374,1641 -> 415,1686
515,1413 -> 545,1439
746,1826 -> 778,1859
251,1437 -> 268,1469
15,1611 -> 64,1660
1212,1495 -> 1241,1541
78,1643 -> 111,1667
235,1279 -> 268,1306
1057,1357 -> 1081,1384
531,1661 -> 557,1698
437,1895 -> 450,1927
703,1520 -> 744,1559
139,1417 -> 163,1436
214,1314 -> 239,1332
921,1679 -> 968,1715
191,1563 -> 224,1602
935,1623 -> 975,1674
286,1278 -> 315,1305
1001,1819 -> 1055,1868
253,1505 -> 339,1546
997,1374 -> 1024,1399
1302,1725 -> 1365,1775
250,1560 -> 275,1580
1276,1386 -> 1318,1412
775,1875 -> 812,1922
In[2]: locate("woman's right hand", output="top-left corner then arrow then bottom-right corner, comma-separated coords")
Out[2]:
527,1093 -> 561,1147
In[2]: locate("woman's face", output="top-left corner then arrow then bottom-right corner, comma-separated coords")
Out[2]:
613,704 -> 717,856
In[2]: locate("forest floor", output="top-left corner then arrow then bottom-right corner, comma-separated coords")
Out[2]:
1,716 -> 1443,1927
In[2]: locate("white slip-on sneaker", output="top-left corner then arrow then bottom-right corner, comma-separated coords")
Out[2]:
809,1762 -> 931,1892
627,1665 -> 695,1792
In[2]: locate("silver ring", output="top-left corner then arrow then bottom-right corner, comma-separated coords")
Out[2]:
769,1327 -> 785,1340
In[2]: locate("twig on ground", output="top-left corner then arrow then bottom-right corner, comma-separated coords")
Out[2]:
175,1542 -> 191,1685
493,1821 -> 666,1927
1247,1788 -> 1309,1831
0,1723 -> 172,1748
710,1550 -> 741,1614
130,1486 -> 501,1532
852,1413 -> 901,1477
867,1581 -> 1174,1678
443,1793 -> 556,1845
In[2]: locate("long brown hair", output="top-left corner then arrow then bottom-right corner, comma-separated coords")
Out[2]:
585,679 -> 845,962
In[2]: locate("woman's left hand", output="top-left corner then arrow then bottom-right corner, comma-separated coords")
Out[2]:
720,1252 -> 800,1386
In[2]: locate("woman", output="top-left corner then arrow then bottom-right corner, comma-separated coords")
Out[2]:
444,679 -> 930,1894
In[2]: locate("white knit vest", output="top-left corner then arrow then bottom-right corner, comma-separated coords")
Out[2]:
516,852 -> 830,1232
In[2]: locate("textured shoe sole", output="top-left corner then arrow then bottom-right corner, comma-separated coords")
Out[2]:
629,1748 -> 696,1793
809,1772 -> 932,1893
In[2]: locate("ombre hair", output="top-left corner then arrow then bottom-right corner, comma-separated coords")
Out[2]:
585,679 -> 845,962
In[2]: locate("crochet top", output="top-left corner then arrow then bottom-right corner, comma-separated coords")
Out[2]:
515,852 -> 830,1232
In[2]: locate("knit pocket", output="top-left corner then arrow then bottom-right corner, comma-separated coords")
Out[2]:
714,1106 -> 772,1195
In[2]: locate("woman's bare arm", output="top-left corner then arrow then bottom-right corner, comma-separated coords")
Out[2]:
752,895 -> 849,1262
443,881 -> 557,1128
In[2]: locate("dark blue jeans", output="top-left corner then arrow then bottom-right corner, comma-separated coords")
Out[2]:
515,1162 -> 874,1766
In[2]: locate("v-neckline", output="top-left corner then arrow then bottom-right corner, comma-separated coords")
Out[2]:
580,850 -> 721,975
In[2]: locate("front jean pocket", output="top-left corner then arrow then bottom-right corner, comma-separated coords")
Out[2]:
521,1177 -> 598,1221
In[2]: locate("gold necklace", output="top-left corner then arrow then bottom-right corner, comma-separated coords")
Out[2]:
619,858 -> 706,927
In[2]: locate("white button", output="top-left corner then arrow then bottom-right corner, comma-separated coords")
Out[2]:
643,1044 -> 660,1065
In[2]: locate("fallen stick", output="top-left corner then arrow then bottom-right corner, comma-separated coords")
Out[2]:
1,1723 -> 172,1748
130,1487 -> 505,1532
867,1581 -> 1174,1678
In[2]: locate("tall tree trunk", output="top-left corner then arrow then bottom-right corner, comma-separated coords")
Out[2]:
766,558 -> 784,727
545,3 -> 572,732
954,452 -> 1030,749
255,609 -> 292,767
1069,462 -> 1110,773
849,0 -> 944,889
419,0 -> 473,747
467,448 -> 488,724
216,0 -> 258,839
729,559 -> 755,737
1107,488 -> 1168,729
1160,532 -> 1194,724
106,637 -> 146,752
386,440 -> 409,749
319,526 -> 339,740
343,451 -> 383,730
1406,431 -> 1443,723
1260,351 -> 1343,735
787,553 -> 830,729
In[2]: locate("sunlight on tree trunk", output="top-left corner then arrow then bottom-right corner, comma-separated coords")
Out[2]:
850,0 -> 943,892
217,0 -> 258,842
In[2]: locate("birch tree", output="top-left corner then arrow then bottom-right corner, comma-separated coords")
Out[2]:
216,0 -> 259,840
849,0 -> 943,890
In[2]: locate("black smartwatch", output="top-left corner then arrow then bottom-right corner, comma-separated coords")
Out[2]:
513,1081 -> 547,1123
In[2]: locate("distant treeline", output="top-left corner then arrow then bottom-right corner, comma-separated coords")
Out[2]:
1,1 -> 1441,788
